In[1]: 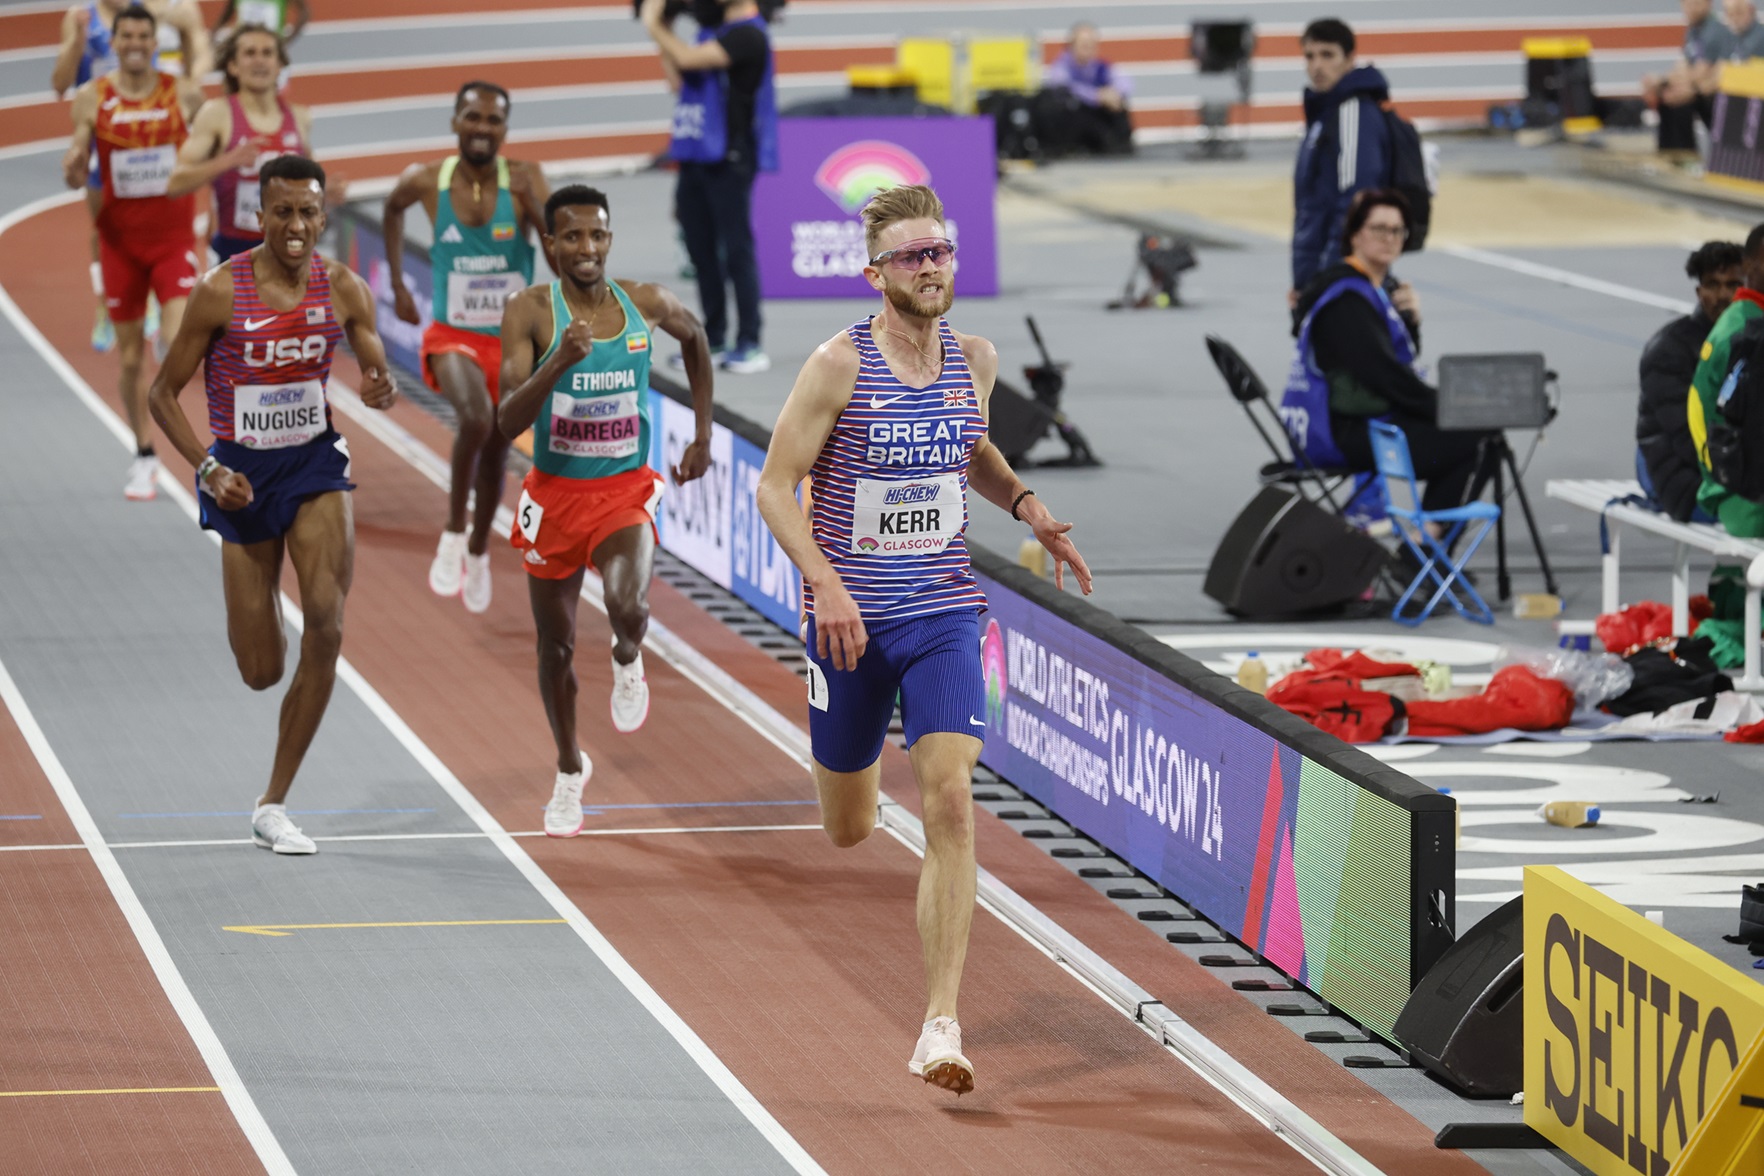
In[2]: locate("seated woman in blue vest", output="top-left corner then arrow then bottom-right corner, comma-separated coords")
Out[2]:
1284,188 -> 1494,523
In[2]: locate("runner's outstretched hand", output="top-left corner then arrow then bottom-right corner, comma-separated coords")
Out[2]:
360,365 -> 397,410
1033,515 -> 1094,595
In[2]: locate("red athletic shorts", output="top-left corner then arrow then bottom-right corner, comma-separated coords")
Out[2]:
511,466 -> 665,579
99,229 -> 198,322
422,321 -> 504,403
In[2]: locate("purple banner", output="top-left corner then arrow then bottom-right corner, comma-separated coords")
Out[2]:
752,116 -> 998,298
977,572 -> 1308,982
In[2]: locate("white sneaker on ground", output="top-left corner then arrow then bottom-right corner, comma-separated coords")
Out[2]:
668,346 -> 724,371
908,1017 -> 974,1094
544,759 -> 592,838
251,804 -> 317,855
719,346 -> 771,375
462,551 -> 492,614
610,651 -> 649,733
124,455 -> 158,501
428,530 -> 467,597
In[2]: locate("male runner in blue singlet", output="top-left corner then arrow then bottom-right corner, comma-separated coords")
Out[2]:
149,155 -> 397,856
756,184 -> 1092,1095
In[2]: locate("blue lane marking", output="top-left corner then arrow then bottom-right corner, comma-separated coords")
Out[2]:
0,814 -> 43,820
115,808 -> 438,819
548,799 -> 820,814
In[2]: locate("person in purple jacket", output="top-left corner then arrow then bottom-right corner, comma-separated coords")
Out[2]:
1043,23 -> 1134,156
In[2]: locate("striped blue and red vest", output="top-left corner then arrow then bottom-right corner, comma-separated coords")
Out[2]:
205,252 -> 342,449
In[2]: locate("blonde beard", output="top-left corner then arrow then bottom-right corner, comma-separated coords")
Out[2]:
883,276 -> 954,320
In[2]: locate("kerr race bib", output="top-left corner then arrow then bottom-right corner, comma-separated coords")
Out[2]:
849,473 -> 963,556
446,269 -> 524,329
233,380 -> 326,449
548,390 -> 640,459
112,144 -> 176,199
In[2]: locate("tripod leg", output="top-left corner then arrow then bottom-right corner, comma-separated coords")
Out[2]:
1492,446 -> 1511,603
1503,443 -> 1559,597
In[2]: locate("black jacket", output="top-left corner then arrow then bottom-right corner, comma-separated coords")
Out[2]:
1292,261 -> 1432,421
1292,66 -> 1393,290
1636,309 -> 1714,522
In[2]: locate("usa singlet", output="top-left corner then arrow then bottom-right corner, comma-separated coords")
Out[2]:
430,156 -> 535,336
532,280 -> 653,480
204,252 -> 343,448
806,318 -> 989,623
92,71 -> 193,238
212,93 -> 308,242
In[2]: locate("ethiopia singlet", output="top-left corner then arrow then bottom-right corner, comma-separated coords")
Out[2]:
212,93 -> 307,241
429,156 -> 535,337
806,318 -> 989,623
204,252 -> 343,448
532,280 -> 652,480
92,71 -> 193,238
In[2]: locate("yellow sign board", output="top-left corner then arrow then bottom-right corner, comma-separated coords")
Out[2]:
1670,1028 -> 1764,1175
1524,866 -> 1764,1176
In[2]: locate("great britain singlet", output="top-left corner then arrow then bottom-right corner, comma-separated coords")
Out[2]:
806,318 -> 989,623
212,92 -> 307,240
429,156 -> 535,336
531,280 -> 652,480
204,252 -> 343,448
92,71 -> 192,237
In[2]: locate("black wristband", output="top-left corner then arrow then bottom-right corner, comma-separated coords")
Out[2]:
1010,488 -> 1035,521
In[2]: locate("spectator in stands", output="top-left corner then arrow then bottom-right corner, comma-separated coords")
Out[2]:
1287,189 -> 1495,518
1041,23 -> 1134,156
643,0 -> 778,375
1638,241 -> 1741,520
1290,18 -> 1393,306
1689,224 -> 1764,535
1645,0 -> 1728,155
1721,0 -> 1764,61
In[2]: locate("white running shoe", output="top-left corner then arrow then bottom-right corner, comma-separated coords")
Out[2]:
462,551 -> 492,614
428,530 -> 467,597
719,346 -> 771,375
543,760 -> 592,838
251,804 -> 317,855
908,1017 -> 974,1094
124,454 -> 159,501
610,651 -> 649,733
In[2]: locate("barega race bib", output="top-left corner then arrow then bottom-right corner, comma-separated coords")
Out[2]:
548,390 -> 640,459
233,380 -> 326,449
113,144 -> 176,199
447,270 -> 525,329
849,473 -> 963,556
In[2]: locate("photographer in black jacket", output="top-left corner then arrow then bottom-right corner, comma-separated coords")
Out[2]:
1638,240 -> 1742,520
642,0 -> 778,375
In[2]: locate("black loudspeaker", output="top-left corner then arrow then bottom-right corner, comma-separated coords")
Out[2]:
1202,487 -> 1385,616
1392,896 -> 1524,1098
988,379 -> 1057,465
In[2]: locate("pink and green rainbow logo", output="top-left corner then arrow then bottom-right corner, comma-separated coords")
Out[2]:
814,140 -> 932,214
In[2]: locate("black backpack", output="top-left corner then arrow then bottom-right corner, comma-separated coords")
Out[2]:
1380,102 -> 1433,252
1707,316 -> 1764,501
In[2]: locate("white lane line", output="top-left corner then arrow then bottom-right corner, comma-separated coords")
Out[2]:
1435,243 -> 1694,313
0,191 -> 825,1176
325,361 -> 1373,1175
0,659 -> 295,1173
1,825 -> 824,853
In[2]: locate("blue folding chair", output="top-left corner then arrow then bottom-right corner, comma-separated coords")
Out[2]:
1367,420 -> 1501,625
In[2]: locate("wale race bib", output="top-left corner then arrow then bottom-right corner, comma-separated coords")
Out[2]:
113,144 -> 176,199
233,380 -> 326,449
548,390 -> 640,459
446,269 -> 524,329
849,473 -> 963,556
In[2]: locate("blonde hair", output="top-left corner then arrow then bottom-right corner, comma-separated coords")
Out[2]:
861,184 -> 945,259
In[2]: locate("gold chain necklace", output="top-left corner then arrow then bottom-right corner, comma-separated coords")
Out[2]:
880,321 -> 939,365
562,282 -> 612,329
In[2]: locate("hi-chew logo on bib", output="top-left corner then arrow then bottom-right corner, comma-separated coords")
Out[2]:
850,474 -> 963,554
549,390 -> 640,458
813,140 -> 931,214
235,380 -> 325,449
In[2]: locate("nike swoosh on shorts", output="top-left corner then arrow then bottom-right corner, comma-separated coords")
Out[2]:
969,717 -> 985,727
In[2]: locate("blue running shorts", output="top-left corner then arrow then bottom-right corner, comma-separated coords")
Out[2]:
198,431 -> 355,546
805,608 -> 986,773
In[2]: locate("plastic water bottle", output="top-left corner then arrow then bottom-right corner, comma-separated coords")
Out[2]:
1538,801 -> 1600,828
1237,651 -> 1268,695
